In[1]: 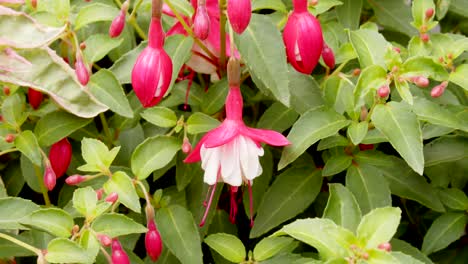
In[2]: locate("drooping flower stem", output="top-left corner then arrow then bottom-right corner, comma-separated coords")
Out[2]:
99,113 -> 113,147
218,0 -> 227,76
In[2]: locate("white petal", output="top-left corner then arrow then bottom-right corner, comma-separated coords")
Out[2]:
240,136 -> 263,180
201,145 -> 220,185
221,138 -> 242,186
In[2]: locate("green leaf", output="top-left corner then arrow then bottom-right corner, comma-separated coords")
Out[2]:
204,233 -> 246,263
347,121 -> 368,145
131,135 -> 180,180
413,97 -> 468,132
79,138 -> 120,173
253,237 -> 295,261
91,213 -> 147,237
310,0 -> 343,15
36,0 -> 70,22
357,207 -> 401,249
394,79 -> 413,105
34,111 -> 91,146
346,164 -> 392,214
424,136 -> 468,167
250,168 -> 322,238
288,66 -> 325,115
322,154 -> 353,177
336,0 -> 362,30
0,48 -> 107,118
186,112 -> 221,134
411,0 -> 436,30
235,14 -> 290,106
165,35 -> 194,94
46,238 -> 91,263
83,34 -> 123,63
14,131 -> 42,166
349,29 -> 388,69
279,107 -> 350,169
155,205 -> 203,264
20,208 -> 74,237
353,65 -> 387,108
449,64 -> 468,91
371,102 -> 424,174
391,238 -> 434,264
140,107 -> 177,128
1,93 -> 27,130
88,69 -> 133,118
257,102 -> 298,133
201,78 -> 229,115
78,230 -> 99,262
0,197 -> 39,229
169,0 -> 194,17
367,0 -> 418,37
391,251 -> 426,264
324,75 -> 355,116
317,135 -> 349,151
438,188 -> 468,211
109,41 -> 146,84
0,7 -> 66,48
252,0 -> 287,12
103,171 -> 141,212
74,3 -> 119,30
72,187 -> 98,218
367,249 -> 400,264
323,183 -> 362,233
401,57 -> 449,81
422,212 -> 468,254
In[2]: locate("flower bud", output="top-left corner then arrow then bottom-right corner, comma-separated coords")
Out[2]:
43,164 -> 57,191
353,68 -> 361,76
145,220 -> 163,262
111,239 -> 130,264
109,2 -> 129,38
321,43 -> 335,69
358,144 -> 374,151
28,88 -> 43,110
425,8 -> 434,19
377,85 -> 390,98
392,47 -> 401,53
182,138 -> 192,154
431,81 -> 448,98
193,0 -> 210,40
105,192 -> 119,203
96,188 -> 104,200
227,0 -> 252,34
65,175 -> 86,185
4,133 -> 15,143
3,86 -> 10,95
32,0 -> 37,8
412,76 -> 429,88
49,138 -> 72,178
75,53 -> 90,86
79,42 -> 86,50
420,33 -> 430,43
97,234 -> 112,247
378,242 -> 392,252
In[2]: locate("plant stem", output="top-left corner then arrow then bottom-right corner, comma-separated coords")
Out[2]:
33,165 -> 51,207
99,113 -> 113,147
0,232 -> 43,256
0,148 -> 18,157
100,246 -> 113,264
219,0 -> 227,76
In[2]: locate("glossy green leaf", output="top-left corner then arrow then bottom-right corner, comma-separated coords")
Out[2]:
367,0 -> 418,37
449,64 -> 468,91
186,112 -> 221,134
0,48 -> 107,118
413,97 -> 468,132
322,154 -> 353,177
78,230 -> 99,263
394,79 -> 413,105
353,65 -> 387,108
131,135 -> 180,179
323,183 -> 362,233
349,29 -> 388,69
74,3 -> 119,30
336,0 -> 362,30
165,35 -> 194,94
20,208 -> 74,237
424,136 -> 468,167
438,188 -> 468,211
257,102 -> 298,133
0,197 -> 39,229
204,233 -> 246,263
83,34 -> 123,63
235,14 -> 290,106
317,135 -> 349,151
46,238 -> 91,263
72,187 -> 97,218
34,111 -> 91,146
14,131 -> 41,166
91,213 -> 147,237
155,205 -> 203,264
250,168 -> 322,238
78,138 -> 120,173
253,237 -> 295,261
288,66 -> 325,114
201,78 -> 229,115
1,93 -> 27,130
347,121 -> 368,145
357,207 -> 401,249
422,212 -> 468,254
140,107 -> 177,128
411,0 -> 436,30
346,164 -> 392,214
109,41 -> 146,84
371,102 -> 424,174
103,171 -> 140,212
279,107 -> 350,169
401,57 -> 449,81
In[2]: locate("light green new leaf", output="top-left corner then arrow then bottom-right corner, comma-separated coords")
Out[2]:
46,238 -> 92,263
91,213 -> 147,237
186,112 -> 220,134
438,188 -> 468,211
401,57 -> 449,81
357,207 -> 401,249
103,171 -> 140,213
349,29 -> 388,69
353,65 -> 387,108
411,0 -> 436,30
422,212 -> 468,254
205,233 -> 246,263
323,183 -> 362,233
324,75 -> 355,117
449,64 -> 468,91
74,3 -> 119,30
1,93 -> 27,130
0,197 -> 39,230
34,111 -> 91,146
20,208 -> 74,238
109,41 -> 146,84
14,131 -> 42,166
79,138 -> 120,173
36,0 -> 70,22
83,34 -> 123,63
253,237 -> 295,261
72,187 -> 97,218
371,102 -> 424,174
78,230 -> 99,262
394,79 -> 413,105
140,107 -> 177,128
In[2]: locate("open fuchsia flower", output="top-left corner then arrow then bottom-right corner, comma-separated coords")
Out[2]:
227,0 -> 252,34
131,0 -> 173,108
283,0 -> 323,74
109,1 -> 129,38
49,138 -> 72,178
184,58 -> 290,227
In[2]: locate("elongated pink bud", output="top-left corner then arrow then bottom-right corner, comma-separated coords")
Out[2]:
377,85 -> 390,98
378,242 -> 392,252
111,239 -> 130,264
412,76 -> 429,88
97,234 -> 112,247
28,88 -> 43,110
193,0 -> 210,40
321,43 -> 335,69
109,2 -> 129,38
65,175 -> 86,185
425,8 -> 434,19
182,138 -> 192,153
105,192 -> 119,203
431,81 -> 448,98
49,138 -> 72,178
75,54 -> 90,85
44,164 -> 56,191
227,0 -> 251,34
145,220 -> 163,262
96,188 -> 104,200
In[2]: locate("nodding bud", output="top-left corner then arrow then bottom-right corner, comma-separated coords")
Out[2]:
182,138 -> 192,154
420,33 -> 430,43
28,88 -> 43,110
362,252 -> 369,260
111,239 -> 130,264
105,192 -> 119,203
431,81 -> 448,98
227,57 -> 241,86
377,242 -> 392,252
75,53 -> 90,85
44,164 -> 57,191
145,220 -> 163,262
425,8 -> 434,19
3,86 -> 10,95
96,188 -> 104,200
353,68 -> 361,76
109,2 -> 128,38
49,138 -> 72,178
227,0 -> 252,34
97,234 -> 112,247
412,76 -> 429,88
65,175 -> 86,185
32,0 -> 37,8
321,43 -> 335,69
4,134 -> 15,143
79,42 -> 86,50
392,47 -> 401,53
377,85 -> 390,98
193,0 -> 210,40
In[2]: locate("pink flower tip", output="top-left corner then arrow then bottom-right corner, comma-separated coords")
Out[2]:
227,0 -> 252,34
193,0 -> 210,40
75,55 -> 90,86
65,175 -> 86,185
49,138 -> 72,178
145,220 -> 163,262
96,188 -> 104,200
111,239 -> 130,264
430,81 -> 448,98
321,44 -> 335,69
97,234 -> 112,247
43,165 -> 56,191
378,242 -> 392,252
412,76 -> 430,88
109,3 -> 128,38
105,192 -> 119,203
377,85 -> 390,98
425,8 -> 434,19
28,88 -> 43,110
182,139 -> 192,154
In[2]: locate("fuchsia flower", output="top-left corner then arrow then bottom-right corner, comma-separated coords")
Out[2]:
321,43 -> 335,69
227,0 -> 252,34
145,219 -> 163,261
283,0 -> 323,74
184,58 -> 290,226
75,53 -> 90,86
111,239 -> 130,264
109,1 -> 129,38
49,138 -> 72,178
28,88 -> 43,110
131,1 -> 173,108
193,0 -> 210,40
43,163 -> 56,191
